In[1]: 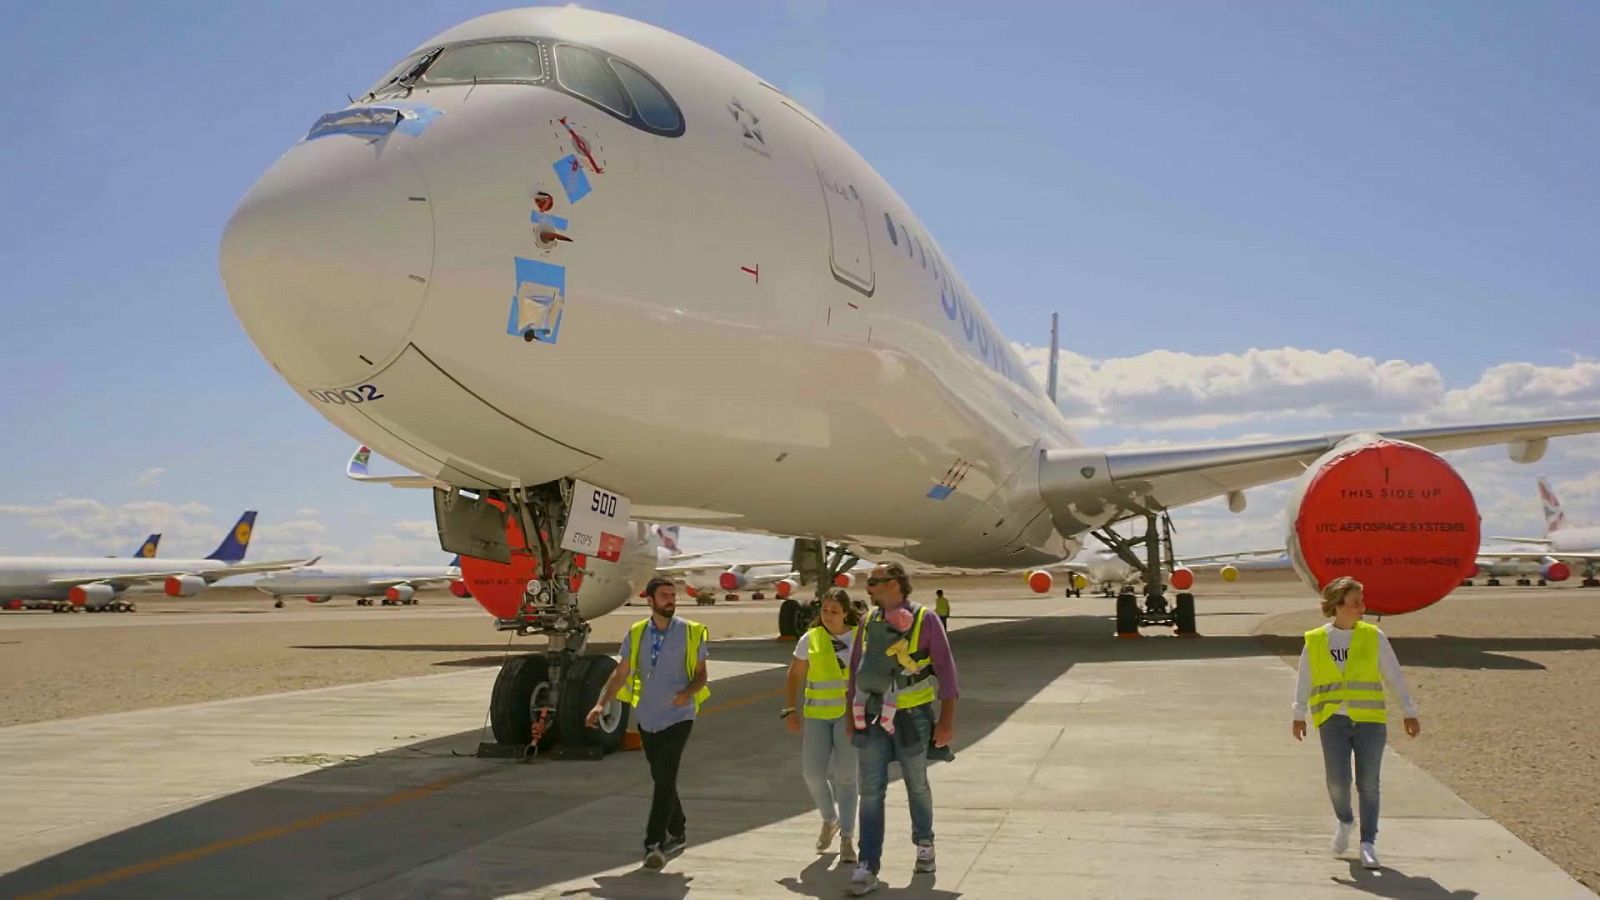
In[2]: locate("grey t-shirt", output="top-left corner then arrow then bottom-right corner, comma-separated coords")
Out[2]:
621,617 -> 708,733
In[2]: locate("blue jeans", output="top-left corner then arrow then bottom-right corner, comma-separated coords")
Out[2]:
803,716 -> 857,835
1317,714 -> 1385,844
854,704 -> 934,873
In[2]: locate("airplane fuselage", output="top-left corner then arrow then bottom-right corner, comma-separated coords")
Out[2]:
254,565 -> 458,598
0,557 -> 235,601
221,7 -> 1080,570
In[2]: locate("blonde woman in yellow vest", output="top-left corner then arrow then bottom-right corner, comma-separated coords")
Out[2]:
783,589 -> 862,864
1292,576 -> 1420,871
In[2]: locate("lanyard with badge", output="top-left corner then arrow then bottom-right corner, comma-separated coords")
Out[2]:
649,620 -> 668,670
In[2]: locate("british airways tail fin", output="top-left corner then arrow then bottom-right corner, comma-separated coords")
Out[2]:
1538,476 -> 1568,534
206,511 -> 257,562
132,534 -> 161,558
655,525 -> 682,555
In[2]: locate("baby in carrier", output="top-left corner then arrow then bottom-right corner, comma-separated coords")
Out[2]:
852,606 -> 928,735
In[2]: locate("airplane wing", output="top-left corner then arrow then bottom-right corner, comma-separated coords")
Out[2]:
347,445 -> 445,488
1040,414 -> 1600,531
660,548 -> 737,564
1477,550 -> 1600,563
364,577 -> 457,590
1486,536 -> 1554,546
48,557 -> 317,589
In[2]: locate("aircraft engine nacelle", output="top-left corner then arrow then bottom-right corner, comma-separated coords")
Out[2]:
833,572 -> 856,589
4,599 -> 23,610
385,584 -> 416,602
1027,570 -> 1053,593
1169,567 -> 1195,591
68,583 -> 116,607
449,579 -> 471,598
164,575 -> 207,597
1541,558 -> 1571,582
775,578 -> 798,599
1070,572 -> 1089,591
1286,437 -> 1480,616
1220,565 -> 1240,583
719,570 -> 747,591
305,595 -> 333,603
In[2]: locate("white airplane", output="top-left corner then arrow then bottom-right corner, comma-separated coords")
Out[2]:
0,512 -> 309,612
219,7 -> 1600,751
5,534 -> 163,610
253,557 -> 464,608
1475,477 -> 1600,586
1031,547 -> 1289,599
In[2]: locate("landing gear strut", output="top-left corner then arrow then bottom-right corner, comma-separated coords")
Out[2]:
1092,511 -> 1197,638
778,538 -> 861,638
438,481 -> 630,760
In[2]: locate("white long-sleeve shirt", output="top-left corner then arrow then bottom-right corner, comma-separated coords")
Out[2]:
1293,623 -> 1419,721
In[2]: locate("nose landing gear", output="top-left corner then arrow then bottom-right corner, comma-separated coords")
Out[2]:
777,538 -> 861,638
438,482 -> 631,760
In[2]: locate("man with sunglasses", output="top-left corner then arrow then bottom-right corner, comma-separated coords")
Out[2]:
844,562 -> 959,895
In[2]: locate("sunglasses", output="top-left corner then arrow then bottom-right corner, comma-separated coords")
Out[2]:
866,577 -> 893,586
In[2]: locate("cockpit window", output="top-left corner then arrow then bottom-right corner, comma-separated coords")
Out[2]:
420,40 -> 543,85
553,45 -> 631,117
610,60 -> 680,132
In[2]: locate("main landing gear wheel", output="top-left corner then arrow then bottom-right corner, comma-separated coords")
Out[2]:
490,654 -> 557,747
1115,592 -> 1140,636
558,655 -> 629,754
778,598 -> 802,638
1174,592 -> 1197,635
1486,578 -> 1502,586
274,599 -> 285,608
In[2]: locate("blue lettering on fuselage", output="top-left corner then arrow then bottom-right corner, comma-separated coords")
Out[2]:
890,209 -> 1030,391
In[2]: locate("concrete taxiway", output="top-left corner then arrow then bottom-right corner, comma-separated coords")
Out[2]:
0,592 -> 1591,899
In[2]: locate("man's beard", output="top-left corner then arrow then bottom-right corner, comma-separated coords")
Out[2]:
653,603 -> 676,620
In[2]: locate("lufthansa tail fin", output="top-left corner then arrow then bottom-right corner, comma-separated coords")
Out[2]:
206,511 -> 257,562
1538,476 -> 1567,534
132,534 -> 161,558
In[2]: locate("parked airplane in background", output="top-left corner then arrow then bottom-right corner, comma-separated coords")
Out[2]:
0,512 -> 308,612
1476,477 -> 1600,587
1028,548 -> 1288,598
254,557 -> 464,607
6,534 -> 164,610
221,7 -> 1600,752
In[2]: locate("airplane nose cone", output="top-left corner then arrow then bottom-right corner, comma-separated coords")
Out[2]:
220,131 -> 434,387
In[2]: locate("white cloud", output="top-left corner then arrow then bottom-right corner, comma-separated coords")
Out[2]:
1429,358 -> 1600,423
132,467 -> 166,488
1017,344 -> 1445,431
0,498 -> 216,556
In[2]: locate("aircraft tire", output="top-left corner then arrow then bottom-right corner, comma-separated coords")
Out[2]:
778,599 -> 801,637
1115,593 -> 1139,636
1486,578 -> 1501,586
490,654 -> 553,746
1538,578 -> 1547,586
559,655 -> 628,753
1174,593 -> 1196,634
274,599 -> 285,608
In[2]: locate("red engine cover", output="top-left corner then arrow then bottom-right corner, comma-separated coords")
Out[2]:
1169,568 -> 1195,591
1289,439 -> 1480,615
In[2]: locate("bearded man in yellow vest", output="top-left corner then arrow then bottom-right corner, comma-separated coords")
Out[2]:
783,588 -> 863,864
591,577 -> 710,870
1292,576 -> 1421,871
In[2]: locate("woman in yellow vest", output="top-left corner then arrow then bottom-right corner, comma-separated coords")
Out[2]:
783,588 -> 862,864
1292,576 -> 1421,871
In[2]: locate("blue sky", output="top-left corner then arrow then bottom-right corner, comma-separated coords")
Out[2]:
1,1 -> 1596,562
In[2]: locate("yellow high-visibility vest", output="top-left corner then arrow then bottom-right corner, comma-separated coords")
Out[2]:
616,617 -> 711,711
802,624 -> 860,720
1305,621 -> 1386,726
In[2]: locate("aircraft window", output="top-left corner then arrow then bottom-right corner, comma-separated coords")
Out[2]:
364,49 -> 440,100
884,213 -> 898,246
554,44 -> 631,117
899,224 -> 912,256
420,40 -> 544,85
609,60 -> 681,132
914,235 -> 927,268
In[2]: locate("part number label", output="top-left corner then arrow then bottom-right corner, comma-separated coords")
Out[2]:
307,384 -> 385,405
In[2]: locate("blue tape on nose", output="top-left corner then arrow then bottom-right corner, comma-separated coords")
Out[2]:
305,104 -> 443,141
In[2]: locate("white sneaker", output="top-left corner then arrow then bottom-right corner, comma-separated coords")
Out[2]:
643,846 -> 666,869
1360,842 -> 1380,869
816,819 -> 840,853
1331,821 -> 1354,856
914,841 -> 937,873
849,863 -> 880,895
